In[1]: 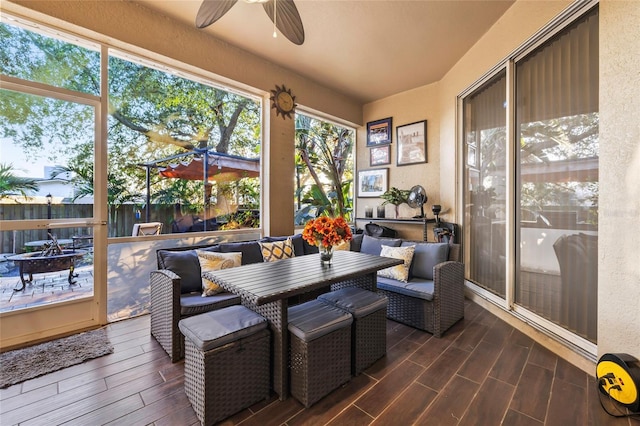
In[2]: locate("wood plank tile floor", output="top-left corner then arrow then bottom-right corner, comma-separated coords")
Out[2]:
1,299 -> 638,425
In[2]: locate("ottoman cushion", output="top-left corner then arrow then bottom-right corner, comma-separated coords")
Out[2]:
179,305 -> 267,352
288,300 -> 352,342
318,287 -> 388,318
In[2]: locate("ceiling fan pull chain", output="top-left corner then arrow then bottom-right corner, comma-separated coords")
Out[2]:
273,0 -> 277,38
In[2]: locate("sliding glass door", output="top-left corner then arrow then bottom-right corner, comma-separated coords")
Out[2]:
461,4 -> 599,352
515,8 -> 599,343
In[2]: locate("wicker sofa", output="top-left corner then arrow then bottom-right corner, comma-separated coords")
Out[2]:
151,235 -> 319,362
356,234 -> 464,337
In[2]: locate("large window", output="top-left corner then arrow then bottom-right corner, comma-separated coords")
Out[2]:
462,5 -> 599,348
0,21 -> 262,239
0,16 -> 263,323
106,54 -> 262,237
294,114 -> 354,224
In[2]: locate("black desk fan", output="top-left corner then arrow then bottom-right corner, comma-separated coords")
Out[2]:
407,185 -> 427,218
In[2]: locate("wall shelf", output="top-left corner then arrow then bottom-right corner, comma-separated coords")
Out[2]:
354,217 -> 457,243
355,217 -> 436,241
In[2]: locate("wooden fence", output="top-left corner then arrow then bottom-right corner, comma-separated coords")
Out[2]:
0,204 -> 175,254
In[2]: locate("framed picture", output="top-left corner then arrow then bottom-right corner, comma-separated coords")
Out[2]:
358,168 -> 388,197
370,145 -> 391,166
396,120 -> 427,166
366,117 -> 392,146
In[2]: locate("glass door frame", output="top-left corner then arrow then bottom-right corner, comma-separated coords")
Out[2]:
455,1 -> 599,358
0,52 -> 108,348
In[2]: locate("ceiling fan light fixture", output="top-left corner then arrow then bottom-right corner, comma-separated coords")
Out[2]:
196,0 -> 304,45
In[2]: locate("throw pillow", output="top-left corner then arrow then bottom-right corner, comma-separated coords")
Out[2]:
156,249 -> 202,294
259,237 -> 295,262
196,250 -> 242,296
260,234 -> 306,258
377,245 -> 415,283
360,234 -> 402,255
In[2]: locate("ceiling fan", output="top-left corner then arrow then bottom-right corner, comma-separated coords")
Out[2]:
196,0 -> 305,45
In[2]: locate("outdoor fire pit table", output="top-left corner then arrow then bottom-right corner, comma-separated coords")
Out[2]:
7,249 -> 88,291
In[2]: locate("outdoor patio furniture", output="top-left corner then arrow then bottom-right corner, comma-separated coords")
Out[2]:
8,249 -> 88,292
202,250 -> 401,400
368,237 -> 465,337
132,222 -> 163,236
288,299 -> 353,408
151,248 -> 241,362
318,287 -> 388,375
179,305 -> 270,425
553,233 -> 598,341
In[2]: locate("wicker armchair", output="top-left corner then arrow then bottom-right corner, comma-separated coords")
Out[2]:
375,242 -> 464,337
150,249 -> 241,362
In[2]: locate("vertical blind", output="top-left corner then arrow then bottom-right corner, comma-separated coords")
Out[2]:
463,71 -> 507,297
516,9 -> 599,124
515,6 -> 599,343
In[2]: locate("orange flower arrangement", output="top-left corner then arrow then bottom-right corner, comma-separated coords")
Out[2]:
302,216 -> 353,248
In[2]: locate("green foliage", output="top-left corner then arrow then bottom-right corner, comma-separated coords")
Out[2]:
1,21 -> 262,222
219,210 -> 259,230
381,187 -> 410,206
295,115 -> 354,224
0,163 -> 39,198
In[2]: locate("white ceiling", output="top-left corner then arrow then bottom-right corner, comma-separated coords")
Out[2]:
134,0 -> 515,103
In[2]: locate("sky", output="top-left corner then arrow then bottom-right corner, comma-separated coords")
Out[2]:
1,137 -> 56,179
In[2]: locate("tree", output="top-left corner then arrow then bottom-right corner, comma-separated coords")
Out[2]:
0,21 -> 262,233
295,115 -> 354,224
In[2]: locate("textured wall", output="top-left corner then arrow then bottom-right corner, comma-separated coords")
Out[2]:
598,0 -> 640,358
359,83 -> 442,241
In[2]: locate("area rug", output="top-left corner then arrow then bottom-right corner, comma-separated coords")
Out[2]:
0,328 -> 114,388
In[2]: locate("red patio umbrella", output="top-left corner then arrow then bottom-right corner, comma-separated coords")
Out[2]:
139,148 -> 260,223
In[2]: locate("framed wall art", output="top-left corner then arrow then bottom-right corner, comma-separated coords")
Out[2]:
370,145 -> 391,166
366,117 -> 392,146
396,120 -> 427,166
357,168 -> 389,197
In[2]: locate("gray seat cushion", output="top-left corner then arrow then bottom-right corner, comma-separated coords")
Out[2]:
360,235 -> 402,255
377,276 -> 435,301
401,242 -> 449,280
318,287 -> 388,318
288,300 -> 352,342
178,305 -> 267,352
180,292 -> 241,316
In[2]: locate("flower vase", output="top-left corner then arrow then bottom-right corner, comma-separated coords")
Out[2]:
319,245 -> 334,265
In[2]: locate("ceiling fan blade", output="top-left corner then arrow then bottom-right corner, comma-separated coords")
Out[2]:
196,0 -> 238,28
263,0 -> 305,45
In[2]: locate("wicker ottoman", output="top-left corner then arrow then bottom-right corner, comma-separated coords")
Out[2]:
318,287 -> 388,375
178,305 -> 270,426
288,299 -> 353,408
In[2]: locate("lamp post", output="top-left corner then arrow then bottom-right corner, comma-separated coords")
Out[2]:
46,193 -> 52,239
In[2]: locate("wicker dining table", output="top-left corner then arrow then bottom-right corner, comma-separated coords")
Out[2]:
202,250 -> 403,400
